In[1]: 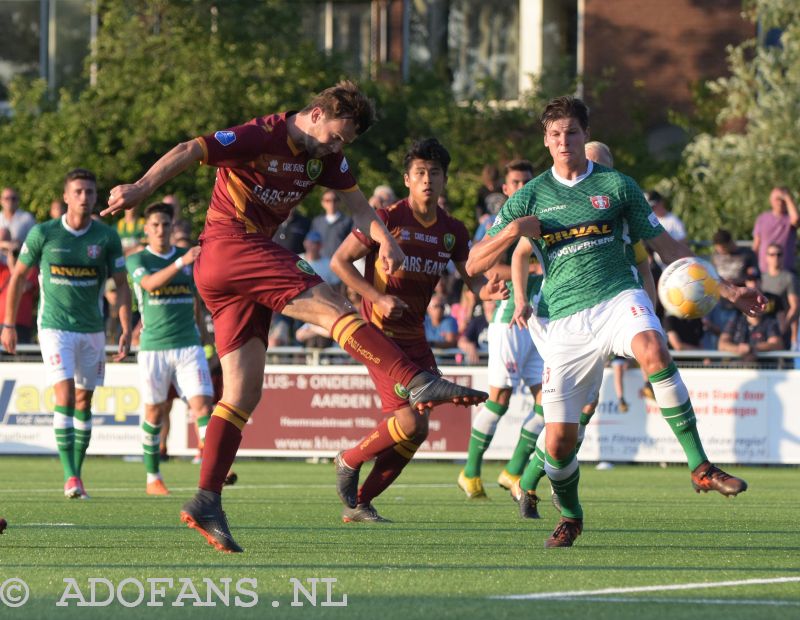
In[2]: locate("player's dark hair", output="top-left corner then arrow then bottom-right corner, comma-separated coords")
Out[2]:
403,138 -> 451,175
144,202 -> 174,221
540,96 -> 590,132
504,159 -> 534,176
712,228 -> 732,245
304,80 -> 376,135
63,168 -> 96,189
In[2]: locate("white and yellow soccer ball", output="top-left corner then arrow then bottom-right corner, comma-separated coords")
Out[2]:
658,256 -> 721,319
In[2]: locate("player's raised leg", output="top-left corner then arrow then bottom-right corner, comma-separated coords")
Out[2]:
631,331 -> 747,496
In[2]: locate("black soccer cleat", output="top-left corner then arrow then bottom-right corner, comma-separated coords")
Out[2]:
406,371 -> 488,411
334,451 -> 360,508
180,490 -> 243,553
342,503 -> 391,523
511,481 -> 541,520
691,461 -> 748,497
544,517 -> 583,548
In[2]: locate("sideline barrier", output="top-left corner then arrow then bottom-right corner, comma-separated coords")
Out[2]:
1,361 -> 799,463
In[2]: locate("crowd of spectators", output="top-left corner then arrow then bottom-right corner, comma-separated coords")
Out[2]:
1,179 -> 798,369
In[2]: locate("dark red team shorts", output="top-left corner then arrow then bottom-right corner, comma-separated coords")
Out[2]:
195,234 -> 323,358
367,337 -> 438,413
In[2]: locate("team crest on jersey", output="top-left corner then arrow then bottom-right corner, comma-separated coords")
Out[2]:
86,245 -> 101,259
307,159 -> 322,181
590,195 -> 611,210
400,229 -> 411,241
214,130 -> 236,146
296,259 -> 316,276
340,157 -> 349,173
443,233 -> 455,251
394,383 -> 409,399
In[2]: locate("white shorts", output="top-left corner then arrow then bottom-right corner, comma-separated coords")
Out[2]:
38,329 -> 106,390
529,288 -> 663,424
138,346 -> 213,405
487,322 -> 543,389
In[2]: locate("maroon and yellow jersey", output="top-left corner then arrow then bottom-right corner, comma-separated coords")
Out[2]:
354,199 -> 470,341
196,112 -> 357,240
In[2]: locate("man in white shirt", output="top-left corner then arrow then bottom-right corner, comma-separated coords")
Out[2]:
0,187 -> 36,254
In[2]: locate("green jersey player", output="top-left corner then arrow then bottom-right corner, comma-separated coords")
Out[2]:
127,202 -> 214,496
468,96 -> 765,548
2,169 -> 131,499
458,160 -> 547,499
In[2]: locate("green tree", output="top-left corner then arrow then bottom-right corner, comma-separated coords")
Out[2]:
668,0 -> 800,241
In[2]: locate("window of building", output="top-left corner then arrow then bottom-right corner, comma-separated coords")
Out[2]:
303,1 -> 373,77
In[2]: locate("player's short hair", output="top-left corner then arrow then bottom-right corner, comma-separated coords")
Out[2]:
504,159 -> 534,176
304,80 -> 376,135
403,138 -> 451,175
63,168 -> 96,189
144,202 -> 174,221
540,96 -> 590,132
585,141 -> 614,168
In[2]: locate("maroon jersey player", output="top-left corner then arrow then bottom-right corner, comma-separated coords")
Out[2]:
102,82 -> 488,553
330,137 -> 508,522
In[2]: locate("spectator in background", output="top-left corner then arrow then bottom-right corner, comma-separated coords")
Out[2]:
475,163 -> 502,218
368,185 -> 397,210
704,228 -> 758,350
300,230 -> 340,286
272,208 -> 310,255
719,272 -> 783,366
663,313 -> 704,351
753,186 -> 798,274
162,195 -> 184,225
424,293 -> 458,349
0,187 -> 36,254
646,191 -> 688,267
50,200 -> 67,220
0,228 -> 38,344
310,190 -> 353,258
760,242 -> 799,347
116,207 -> 146,256
458,299 -> 494,365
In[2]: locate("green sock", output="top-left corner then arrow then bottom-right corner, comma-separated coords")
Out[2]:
53,405 -> 77,481
505,404 -> 544,476
576,411 -> 593,453
73,409 -> 92,477
142,421 -> 161,475
196,414 -> 210,443
464,400 -> 507,478
545,450 -> 582,519
650,363 -> 708,470
520,445 -> 547,492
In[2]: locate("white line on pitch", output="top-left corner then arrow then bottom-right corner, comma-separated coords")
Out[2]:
541,596 -> 800,607
0,483 -> 453,493
492,576 -> 800,600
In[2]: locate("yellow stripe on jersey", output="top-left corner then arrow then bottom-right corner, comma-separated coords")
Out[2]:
226,172 -> 259,234
369,254 -> 389,329
633,240 -> 648,264
195,137 -> 209,164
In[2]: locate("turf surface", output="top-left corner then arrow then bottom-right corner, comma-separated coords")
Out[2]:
0,457 -> 798,619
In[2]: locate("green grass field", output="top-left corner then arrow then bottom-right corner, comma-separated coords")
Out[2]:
0,457 -> 798,619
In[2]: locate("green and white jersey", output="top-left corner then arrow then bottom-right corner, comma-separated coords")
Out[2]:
126,246 -> 200,351
491,251 -> 543,324
488,162 -> 664,320
19,216 -> 125,332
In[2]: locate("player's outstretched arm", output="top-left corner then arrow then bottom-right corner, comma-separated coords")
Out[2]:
331,233 -> 408,320
650,231 -> 767,316
338,190 -> 405,274
137,246 -> 201,292
0,261 -> 32,354
455,263 -> 508,302
101,140 -> 204,217
465,216 -> 540,276
510,236 -> 534,329
112,271 -> 132,362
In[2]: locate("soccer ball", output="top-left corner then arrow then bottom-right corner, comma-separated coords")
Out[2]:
658,257 -> 720,319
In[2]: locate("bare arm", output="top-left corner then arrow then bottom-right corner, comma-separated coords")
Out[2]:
465,217 -> 541,276
139,246 -> 201,292
337,190 -> 405,274
0,260 -> 32,354
783,189 -> 800,228
638,260 -> 657,307
112,271 -> 132,362
454,262 -> 508,302
510,236 -> 535,329
666,329 -> 700,351
330,232 -> 408,320
101,140 -> 205,217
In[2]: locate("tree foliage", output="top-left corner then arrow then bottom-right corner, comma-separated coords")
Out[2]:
668,0 -> 800,241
